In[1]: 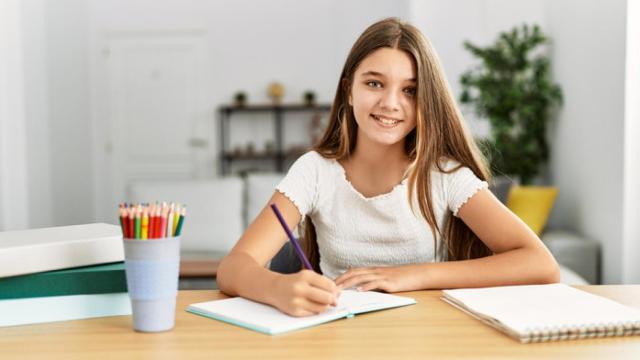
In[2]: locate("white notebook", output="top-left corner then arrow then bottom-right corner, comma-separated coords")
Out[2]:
187,290 -> 416,335
0,223 -> 124,278
442,284 -> 640,343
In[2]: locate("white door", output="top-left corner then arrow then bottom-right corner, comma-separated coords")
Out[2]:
96,31 -> 210,220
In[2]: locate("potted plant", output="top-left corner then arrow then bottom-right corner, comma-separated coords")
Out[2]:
234,91 -> 247,107
460,24 -> 562,185
303,90 -> 316,106
460,24 -> 563,235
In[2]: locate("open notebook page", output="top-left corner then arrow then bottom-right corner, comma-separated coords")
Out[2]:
336,289 -> 416,314
187,290 -> 415,335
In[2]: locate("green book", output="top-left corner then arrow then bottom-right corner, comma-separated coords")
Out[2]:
0,262 -> 127,300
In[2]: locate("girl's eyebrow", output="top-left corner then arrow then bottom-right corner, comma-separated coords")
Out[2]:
360,70 -> 416,82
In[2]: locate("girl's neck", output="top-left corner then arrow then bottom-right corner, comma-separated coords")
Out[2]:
338,138 -> 409,198
349,136 -> 409,170
341,135 -> 410,186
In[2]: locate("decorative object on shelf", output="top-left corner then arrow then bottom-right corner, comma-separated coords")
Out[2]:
264,140 -> 275,155
460,24 -> 562,185
303,90 -> 316,106
267,82 -> 285,104
233,91 -> 247,107
246,142 -> 255,155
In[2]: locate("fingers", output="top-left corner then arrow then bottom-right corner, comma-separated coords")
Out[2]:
338,273 -> 382,290
277,270 -> 341,316
304,284 -> 339,306
301,270 -> 340,300
334,267 -> 375,284
285,297 -> 330,317
299,270 -> 341,306
357,280 -> 386,292
335,268 -> 382,290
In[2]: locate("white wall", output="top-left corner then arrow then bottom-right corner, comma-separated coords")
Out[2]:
623,0 -> 640,283
21,0 -> 53,229
45,0 -> 94,226
546,0 -> 628,284
0,0 -> 30,231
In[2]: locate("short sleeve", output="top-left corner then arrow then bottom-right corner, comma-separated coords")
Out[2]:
445,163 -> 489,217
275,151 -> 321,218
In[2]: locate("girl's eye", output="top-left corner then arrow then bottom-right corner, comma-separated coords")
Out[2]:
404,87 -> 417,96
366,81 -> 382,88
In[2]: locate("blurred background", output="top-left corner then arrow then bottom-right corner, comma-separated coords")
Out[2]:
1,0 -> 638,285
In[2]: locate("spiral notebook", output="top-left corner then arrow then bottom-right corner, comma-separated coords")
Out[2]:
442,284 -> 640,343
187,290 -> 416,335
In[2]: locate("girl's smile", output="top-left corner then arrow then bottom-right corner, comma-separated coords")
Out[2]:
371,113 -> 403,128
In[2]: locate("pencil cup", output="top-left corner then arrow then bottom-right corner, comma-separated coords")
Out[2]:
123,237 -> 181,332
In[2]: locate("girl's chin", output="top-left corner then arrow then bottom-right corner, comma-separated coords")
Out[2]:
363,132 -> 407,147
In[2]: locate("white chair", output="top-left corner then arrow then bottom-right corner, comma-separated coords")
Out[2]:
127,179 -> 244,254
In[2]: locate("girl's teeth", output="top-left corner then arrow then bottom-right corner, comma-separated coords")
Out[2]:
374,115 -> 398,125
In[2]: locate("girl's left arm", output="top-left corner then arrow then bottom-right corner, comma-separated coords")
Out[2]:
335,188 -> 561,292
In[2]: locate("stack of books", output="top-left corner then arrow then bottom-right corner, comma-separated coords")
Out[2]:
0,223 -> 131,327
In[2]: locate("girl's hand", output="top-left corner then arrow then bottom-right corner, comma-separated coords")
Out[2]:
271,270 -> 341,317
334,265 -> 420,293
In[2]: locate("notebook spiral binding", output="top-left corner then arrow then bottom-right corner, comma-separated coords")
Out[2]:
522,321 -> 640,343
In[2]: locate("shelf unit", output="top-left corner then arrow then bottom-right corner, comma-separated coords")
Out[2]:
218,103 -> 331,175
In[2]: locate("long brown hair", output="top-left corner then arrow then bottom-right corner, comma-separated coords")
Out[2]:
301,17 -> 492,272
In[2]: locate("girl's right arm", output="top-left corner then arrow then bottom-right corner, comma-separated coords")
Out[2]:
216,191 -> 340,317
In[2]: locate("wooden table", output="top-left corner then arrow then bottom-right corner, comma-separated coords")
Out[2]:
1,286 -> 639,359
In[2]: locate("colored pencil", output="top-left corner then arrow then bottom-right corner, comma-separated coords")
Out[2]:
175,207 -> 186,236
141,208 -> 149,240
160,206 -> 168,238
134,206 -> 141,239
172,204 -> 181,236
270,203 -> 313,270
128,207 -> 135,239
119,206 -> 127,238
167,204 -> 175,238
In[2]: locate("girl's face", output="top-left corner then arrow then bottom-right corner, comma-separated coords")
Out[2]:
349,47 -> 417,149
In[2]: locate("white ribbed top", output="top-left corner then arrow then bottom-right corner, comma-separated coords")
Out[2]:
276,151 -> 487,280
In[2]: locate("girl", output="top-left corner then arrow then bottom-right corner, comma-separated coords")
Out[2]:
217,17 -> 559,317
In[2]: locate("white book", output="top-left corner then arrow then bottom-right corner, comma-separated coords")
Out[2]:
442,283 -> 640,343
187,290 -> 416,335
0,223 -> 124,278
0,292 -> 131,327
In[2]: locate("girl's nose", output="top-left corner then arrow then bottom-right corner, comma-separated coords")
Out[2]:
379,88 -> 401,112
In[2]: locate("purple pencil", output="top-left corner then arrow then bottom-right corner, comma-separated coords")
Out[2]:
270,203 -> 313,271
